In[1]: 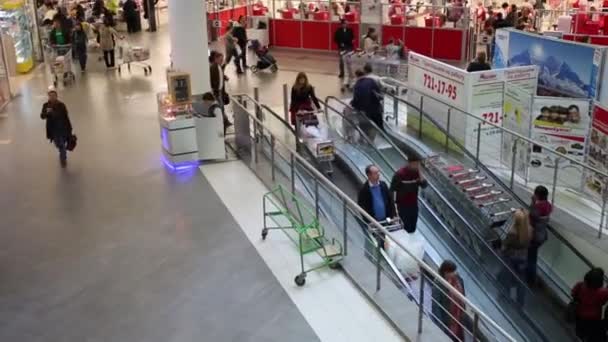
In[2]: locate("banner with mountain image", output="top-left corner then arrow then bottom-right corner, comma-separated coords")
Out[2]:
492,29 -> 510,69
507,30 -> 601,99
527,97 -> 591,186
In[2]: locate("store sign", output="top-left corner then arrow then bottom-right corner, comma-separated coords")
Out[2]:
584,103 -> 608,201
408,52 -> 467,111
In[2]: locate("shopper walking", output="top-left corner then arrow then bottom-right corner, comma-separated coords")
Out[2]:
571,268 -> 608,342
40,86 -> 73,167
209,51 -> 232,132
431,260 -> 466,342
390,157 -> 427,233
500,209 -> 532,306
98,16 -> 120,68
71,21 -> 88,72
334,19 -> 354,78
122,0 -> 140,33
223,22 -> 243,74
527,185 -> 552,285
358,164 -> 396,249
231,16 -> 249,70
351,67 -> 383,140
289,72 -> 321,126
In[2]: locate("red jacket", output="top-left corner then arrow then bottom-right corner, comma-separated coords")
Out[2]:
572,282 -> 608,320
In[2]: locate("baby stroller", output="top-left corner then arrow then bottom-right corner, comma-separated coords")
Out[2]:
249,39 -> 278,73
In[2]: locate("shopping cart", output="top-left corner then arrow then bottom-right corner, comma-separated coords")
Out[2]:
117,39 -> 152,76
45,44 -> 76,88
296,110 -> 335,175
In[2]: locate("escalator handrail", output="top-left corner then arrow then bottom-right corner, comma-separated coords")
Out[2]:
380,87 -> 605,284
323,96 -> 569,341
323,96 -> 535,290
232,93 -> 516,342
251,97 -> 420,303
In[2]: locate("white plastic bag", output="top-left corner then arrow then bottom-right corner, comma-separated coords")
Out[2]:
386,230 -> 425,278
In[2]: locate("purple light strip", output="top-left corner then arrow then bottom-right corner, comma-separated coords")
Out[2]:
161,155 -> 200,172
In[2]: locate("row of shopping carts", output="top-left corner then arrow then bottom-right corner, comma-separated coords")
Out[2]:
339,48 -> 409,92
44,38 -> 152,88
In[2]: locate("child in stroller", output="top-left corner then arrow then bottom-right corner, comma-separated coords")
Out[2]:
250,39 -> 278,73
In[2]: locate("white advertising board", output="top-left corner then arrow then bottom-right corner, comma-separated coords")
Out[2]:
528,97 -> 591,185
502,84 -> 533,180
584,103 -> 608,201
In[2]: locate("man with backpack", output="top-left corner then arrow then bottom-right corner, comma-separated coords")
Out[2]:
527,185 -> 552,285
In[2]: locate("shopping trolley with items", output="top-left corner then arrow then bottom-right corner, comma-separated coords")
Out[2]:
117,39 -> 152,75
45,44 -> 76,87
295,110 -> 335,175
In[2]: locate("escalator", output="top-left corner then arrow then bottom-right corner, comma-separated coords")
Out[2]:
244,97 -> 562,341
320,99 -> 578,342
375,79 -> 608,295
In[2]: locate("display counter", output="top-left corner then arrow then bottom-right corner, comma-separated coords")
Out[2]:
158,93 -> 225,165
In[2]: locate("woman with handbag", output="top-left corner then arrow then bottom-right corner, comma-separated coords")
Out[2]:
571,268 -> 608,342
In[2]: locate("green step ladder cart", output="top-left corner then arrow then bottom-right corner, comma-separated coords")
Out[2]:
262,186 -> 344,286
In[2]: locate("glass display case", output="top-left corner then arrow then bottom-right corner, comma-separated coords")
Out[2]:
0,0 -> 34,73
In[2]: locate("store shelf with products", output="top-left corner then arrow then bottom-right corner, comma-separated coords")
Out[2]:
0,0 -> 34,74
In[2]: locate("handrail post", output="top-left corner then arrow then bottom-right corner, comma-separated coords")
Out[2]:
254,87 -> 261,120
271,135 -> 276,181
283,83 -> 289,122
551,157 -> 560,205
600,193 -> 607,239
314,179 -> 319,220
393,94 -> 399,127
343,200 -> 348,256
252,122 -> 258,164
290,153 -> 295,195
510,138 -> 518,190
417,268 -> 425,334
418,96 -> 424,139
445,108 -> 451,153
376,242 -> 381,291
475,123 -> 482,166
472,313 -> 479,341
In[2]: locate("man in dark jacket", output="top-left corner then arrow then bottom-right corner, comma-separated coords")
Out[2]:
351,69 -> 383,140
358,164 -> 395,249
390,157 -> 427,233
41,86 -> 72,167
334,19 -> 354,78
231,16 -> 248,71
122,0 -> 140,33
466,51 -> 492,72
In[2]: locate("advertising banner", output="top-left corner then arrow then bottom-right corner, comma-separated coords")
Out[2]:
408,52 -> 467,111
507,30 -> 600,99
502,84 -> 533,180
584,103 -> 608,201
466,66 -> 538,167
492,28 -> 510,69
598,52 -> 608,108
528,97 -> 591,184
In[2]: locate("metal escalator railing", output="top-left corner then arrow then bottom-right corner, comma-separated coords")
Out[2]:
229,93 -> 516,342
323,96 -> 577,342
378,84 -> 608,290
378,76 -> 608,241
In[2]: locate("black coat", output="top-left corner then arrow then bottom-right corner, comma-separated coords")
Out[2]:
357,181 -> 396,222
290,86 -> 320,112
232,25 -> 247,46
123,0 -> 138,18
466,61 -> 491,72
41,101 -> 72,142
334,27 -> 354,50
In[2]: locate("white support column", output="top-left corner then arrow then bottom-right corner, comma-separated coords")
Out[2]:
168,0 -> 210,95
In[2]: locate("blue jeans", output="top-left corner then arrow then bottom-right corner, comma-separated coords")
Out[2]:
502,256 -> 526,306
54,136 -> 67,162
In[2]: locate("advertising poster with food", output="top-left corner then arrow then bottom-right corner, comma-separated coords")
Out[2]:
584,104 -> 608,201
528,97 -> 591,184
502,84 -> 533,179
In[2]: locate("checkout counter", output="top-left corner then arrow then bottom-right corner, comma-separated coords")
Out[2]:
157,93 -> 226,165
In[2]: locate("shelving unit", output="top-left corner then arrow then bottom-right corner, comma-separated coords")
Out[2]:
0,0 -> 34,73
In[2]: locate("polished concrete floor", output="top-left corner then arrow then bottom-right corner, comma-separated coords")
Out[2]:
0,20 -> 342,341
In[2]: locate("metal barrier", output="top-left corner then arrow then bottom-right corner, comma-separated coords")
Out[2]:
381,77 -> 608,240
378,81 -> 608,291
228,93 -> 517,342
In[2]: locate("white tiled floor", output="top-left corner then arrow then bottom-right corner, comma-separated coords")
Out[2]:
200,160 -> 405,342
